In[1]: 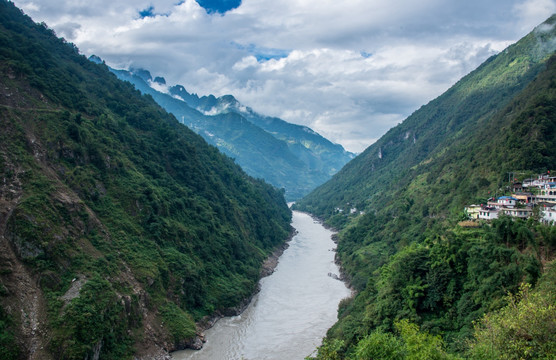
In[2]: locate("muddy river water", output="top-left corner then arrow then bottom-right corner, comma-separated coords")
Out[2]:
172,210 -> 351,360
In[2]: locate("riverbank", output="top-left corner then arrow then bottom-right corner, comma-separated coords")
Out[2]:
181,226 -> 298,352
172,211 -> 351,360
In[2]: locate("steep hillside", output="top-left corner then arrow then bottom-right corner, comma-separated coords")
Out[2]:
297,15 -> 556,359
102,65 -> 354,200
297,15 -> 556,222
0,2 -> 291,359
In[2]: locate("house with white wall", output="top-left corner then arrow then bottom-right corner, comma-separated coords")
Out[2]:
541,204 -> 556,225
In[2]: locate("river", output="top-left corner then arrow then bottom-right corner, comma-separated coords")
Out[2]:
172,210 -> 351,360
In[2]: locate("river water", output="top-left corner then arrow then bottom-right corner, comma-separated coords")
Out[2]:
172,210 -> 351,360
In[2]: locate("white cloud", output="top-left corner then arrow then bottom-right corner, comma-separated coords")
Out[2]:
233,56 -> 259,71
18,1 -> 40,12
514,0 -> 556,32
12,0 -> 556,152
148,80 -> 170,94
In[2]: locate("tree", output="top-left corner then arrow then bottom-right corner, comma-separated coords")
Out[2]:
467,281 -> 556,360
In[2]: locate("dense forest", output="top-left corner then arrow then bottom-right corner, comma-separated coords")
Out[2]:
296,15 -> 556,360
0,1 -> 292,359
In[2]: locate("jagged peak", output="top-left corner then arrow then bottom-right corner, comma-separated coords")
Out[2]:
129,67 -> 152,82
153,76 -> 166,85
220,94 -> 238,104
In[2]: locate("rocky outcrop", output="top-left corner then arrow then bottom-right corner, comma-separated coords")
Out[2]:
260,238 -> 292,278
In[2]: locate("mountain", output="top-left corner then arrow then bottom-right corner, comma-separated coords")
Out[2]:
298,16 -> 556,221
97,63 -> 354,200
167,83 -> 352,175
296,15 -> 556,359
0,2 -> 292,359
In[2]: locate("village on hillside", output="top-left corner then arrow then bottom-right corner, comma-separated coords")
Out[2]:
465,173 -> 556,225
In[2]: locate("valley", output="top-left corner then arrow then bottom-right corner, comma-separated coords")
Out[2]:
1,1 -> 556,360
100,64 -> 354,201
173,211 -> 351,360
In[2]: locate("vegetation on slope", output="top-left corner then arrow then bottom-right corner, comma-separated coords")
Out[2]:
297,15 -> 556,359
107,66 -> 354,201
297,15 -> 556,222
0,2 -> 291,359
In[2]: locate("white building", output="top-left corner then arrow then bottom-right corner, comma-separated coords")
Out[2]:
523,174 -> 556,188
496,196 -> 518,208
541,204 -> 556,225
479,206 -> 499,220
537,183 -> 556,204
501,207 -> 533,219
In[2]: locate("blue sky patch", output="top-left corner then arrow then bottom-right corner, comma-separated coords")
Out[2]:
196,0 -> 241,14
139,6 -> 155,18
233,43 -> 290,62
360,51 -> 372,58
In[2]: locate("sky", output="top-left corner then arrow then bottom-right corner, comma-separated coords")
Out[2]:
13,0 -> 556,153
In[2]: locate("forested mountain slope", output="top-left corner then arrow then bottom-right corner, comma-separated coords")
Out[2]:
0,2 -> 291,359
102,65 -> 354,200
297,15 -> 556,221
296,15 -> 556,359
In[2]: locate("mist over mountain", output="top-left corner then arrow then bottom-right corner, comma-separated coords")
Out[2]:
91,59 -> 354,200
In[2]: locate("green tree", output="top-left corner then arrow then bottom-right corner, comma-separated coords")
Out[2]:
307,339 -> 345,360
354,330 -> 404,360
467,280 -> 556,360
395,319 -> 459,360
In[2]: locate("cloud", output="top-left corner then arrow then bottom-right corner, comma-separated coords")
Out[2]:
231,43 -> 290,61
514,0 -> 556,32
11,0 -> 556,152
54,21 -> 81,40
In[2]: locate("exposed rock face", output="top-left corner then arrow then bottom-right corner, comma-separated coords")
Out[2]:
0,150 -> 51,359
89,341 -> 102,360
260,239 -> 292,278
182,334 -> 204,350
60,278 -> 87,306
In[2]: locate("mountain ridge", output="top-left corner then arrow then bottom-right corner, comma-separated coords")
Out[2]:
296,14 -> 556,359
96,61 -> 354,200
0,2 -> 292,359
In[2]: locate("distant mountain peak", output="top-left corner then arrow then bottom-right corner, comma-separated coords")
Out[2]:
153,76 -> 166,85
88,54 -> 103,64
104,64 -> 354,200
173,84 -> 187,92
129,67 -> 152,82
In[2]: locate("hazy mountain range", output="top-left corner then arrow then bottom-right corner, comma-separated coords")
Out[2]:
89,58 -> 355,201
2,0 -> 556,359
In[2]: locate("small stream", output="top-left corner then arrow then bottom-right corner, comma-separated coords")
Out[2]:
172,210 -> 350,360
